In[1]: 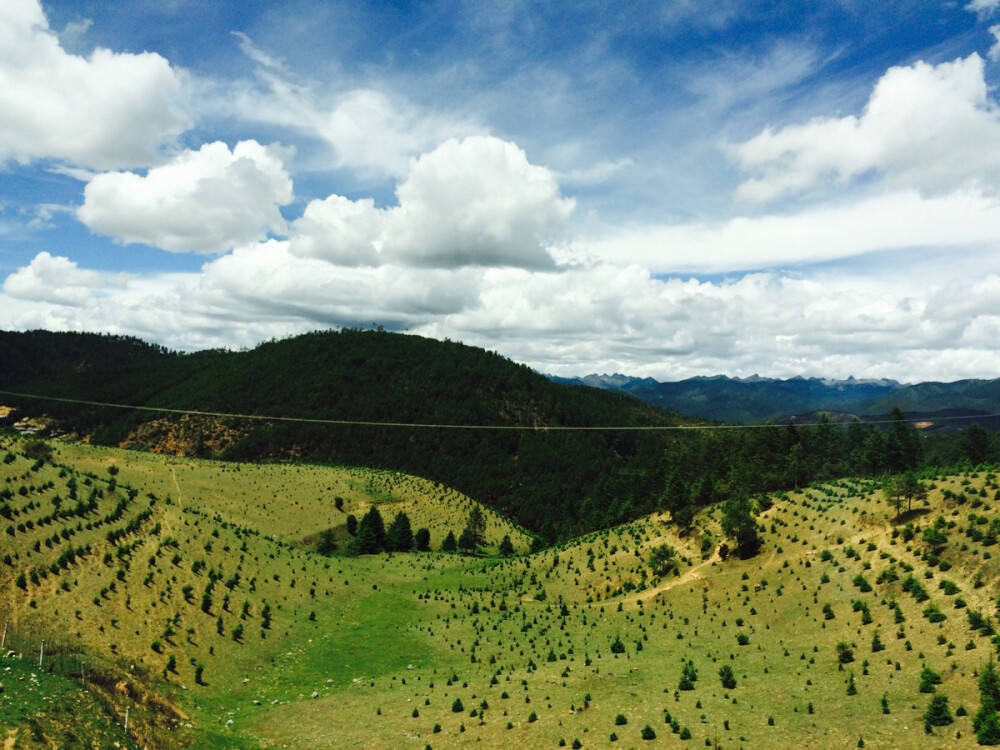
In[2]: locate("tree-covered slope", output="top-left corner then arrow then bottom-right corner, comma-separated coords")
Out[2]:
0,329 -> 684,539
2,329 -> 996,541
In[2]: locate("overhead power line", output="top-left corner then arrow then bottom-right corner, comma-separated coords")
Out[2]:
0,389 -> 997,432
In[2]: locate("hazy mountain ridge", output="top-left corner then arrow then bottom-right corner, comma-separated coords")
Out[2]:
552,372 -> 1000,426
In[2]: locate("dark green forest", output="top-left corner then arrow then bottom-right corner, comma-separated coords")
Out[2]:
0,329 -> 996,541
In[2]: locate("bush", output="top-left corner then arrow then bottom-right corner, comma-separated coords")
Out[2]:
719,664 -> 737,689
679,660 -> 698,690
641,725 -> 657,740
924,694 -> 953,726
836,642 -> 855,664
415,527 -> 431,551
871,630 -> 885,653
23,439 -> 53,463
923,604 -> 947,623
615,714 -> 628,726
648,543 -> 678,576
919,665 -> 942,693
452,698 -> 464,713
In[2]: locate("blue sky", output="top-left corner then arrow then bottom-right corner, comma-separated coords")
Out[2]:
4,0 -> 1000,382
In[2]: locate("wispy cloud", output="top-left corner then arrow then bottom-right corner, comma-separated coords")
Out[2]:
232,31 -> 288,73
579,188 -> 1000,274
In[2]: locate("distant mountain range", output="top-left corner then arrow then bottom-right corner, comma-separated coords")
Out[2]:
549,373 -> 1000,430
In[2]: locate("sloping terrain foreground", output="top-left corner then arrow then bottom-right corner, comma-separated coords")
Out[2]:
2,434 -> 1000,747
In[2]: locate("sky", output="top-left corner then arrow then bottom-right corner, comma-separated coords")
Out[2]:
3,1 -> 1000,383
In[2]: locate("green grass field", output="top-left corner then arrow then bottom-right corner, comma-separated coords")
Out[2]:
2,433 -> 1000,747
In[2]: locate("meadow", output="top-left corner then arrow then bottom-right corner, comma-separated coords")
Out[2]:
2,433 -> 999,748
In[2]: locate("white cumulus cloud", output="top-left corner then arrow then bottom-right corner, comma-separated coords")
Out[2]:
78,141 -> 294,254
290,135 -> 575,268
731,54 -> 1000,202
290,195 -> 384,266
5,246 -> 1000,383
0,0 -> 188,169
3,252 -> 128,306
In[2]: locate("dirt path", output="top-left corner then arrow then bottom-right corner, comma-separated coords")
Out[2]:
158,463 -> 184,536
170,466 -> 184,510
4,729 -> 17,750
629,552 -> 719,606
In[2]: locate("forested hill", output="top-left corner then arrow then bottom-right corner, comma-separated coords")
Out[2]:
0,329 -> 996,542
0,329 -> 685,539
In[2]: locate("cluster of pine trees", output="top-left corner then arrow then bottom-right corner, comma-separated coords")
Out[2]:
328,504 -> 517,558
341,507 -> 428,555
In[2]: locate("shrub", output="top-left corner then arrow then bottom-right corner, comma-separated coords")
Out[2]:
719,664 -> 737,689
441,530 -> 457,552
871,630 -> 885,653
836,642 -> 855,664
924,694 -> 953,726
923,604 -> 946,623
648,543 -> 678,576
919,665 -> 942,693
641,725 -> 657,740
679,660 -> 698,690
415,527 -> 431,551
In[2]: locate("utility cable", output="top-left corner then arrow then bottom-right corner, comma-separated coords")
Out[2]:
0,389 -> 997,432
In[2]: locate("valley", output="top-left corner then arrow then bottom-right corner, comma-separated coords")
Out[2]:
2,433 -> 1000,747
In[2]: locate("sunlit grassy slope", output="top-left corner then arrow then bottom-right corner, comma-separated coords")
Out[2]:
2,433 -> 1000,748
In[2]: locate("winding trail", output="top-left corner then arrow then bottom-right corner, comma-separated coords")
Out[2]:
170,466 -> 184,511
630,551 -> 720,606
158,462 -> 184,536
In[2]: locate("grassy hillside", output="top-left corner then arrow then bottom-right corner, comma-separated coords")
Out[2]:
0,651 -> 136,748
0,435 -> 529,747
3,433 -> 1000,746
